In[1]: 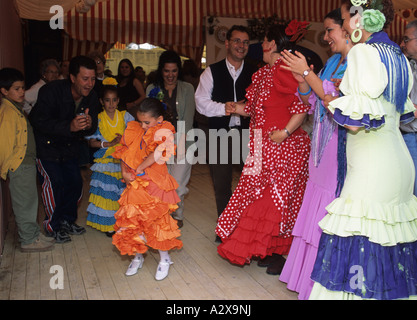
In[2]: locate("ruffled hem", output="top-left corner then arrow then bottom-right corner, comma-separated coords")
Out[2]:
216,187 -> 293,266
89,186 -> 122,201
320,196 -> 417,246
91,161 -> 122,173
112,203 -> 182,256
89,194 -> 120,211
333,108 -> 385,130
90,178 -> 125,195
87,214 -> 115,232
279,236 -> 319,300
87,202 -> 117,217
310,233 -> 417,300
112,176 -> 182,256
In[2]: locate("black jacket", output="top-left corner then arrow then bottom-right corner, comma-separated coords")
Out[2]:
29,79 -> 99,162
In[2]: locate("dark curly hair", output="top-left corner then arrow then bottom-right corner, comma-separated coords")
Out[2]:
341,0 -> 394,29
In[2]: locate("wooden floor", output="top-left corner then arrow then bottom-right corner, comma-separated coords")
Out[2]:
0,164 -> 298,300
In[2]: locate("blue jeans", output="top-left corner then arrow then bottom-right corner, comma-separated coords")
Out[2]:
402,132 -> 417,196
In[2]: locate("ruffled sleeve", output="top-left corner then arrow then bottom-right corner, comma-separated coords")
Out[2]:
142,121 -> 176,164
328,44 -> 388,130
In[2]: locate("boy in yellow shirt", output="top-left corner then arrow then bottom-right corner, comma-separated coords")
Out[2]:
0,68 -> 54,252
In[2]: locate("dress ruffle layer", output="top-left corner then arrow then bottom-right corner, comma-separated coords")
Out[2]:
310,233 -> 417,300
320,196 -> 417,246
279,181 -> 336,299
112,176 -> 182,256
217,186 -> 293,266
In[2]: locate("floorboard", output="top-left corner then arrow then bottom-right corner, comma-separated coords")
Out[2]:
0,164 -> 298,301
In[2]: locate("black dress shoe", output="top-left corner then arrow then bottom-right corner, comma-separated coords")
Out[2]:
257,254 -> 280,267
105,231 -> 115,237
61,220 -> 86,235
266,254 -> 286,275
215,235 -> 222,243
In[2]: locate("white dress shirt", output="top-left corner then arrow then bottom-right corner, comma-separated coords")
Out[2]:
23,79 -> 46,114
195,58 -> 244,127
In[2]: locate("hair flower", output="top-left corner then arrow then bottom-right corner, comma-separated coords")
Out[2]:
285,19 -> 310,43
149,87 -> 165,101
148,87 -> 167,110
362,9 -> 386,33
102,77 -> 118,86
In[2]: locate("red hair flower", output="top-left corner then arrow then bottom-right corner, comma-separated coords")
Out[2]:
285,19 -> 310,43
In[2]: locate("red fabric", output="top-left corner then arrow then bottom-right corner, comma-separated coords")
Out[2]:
215,59 -> 311,265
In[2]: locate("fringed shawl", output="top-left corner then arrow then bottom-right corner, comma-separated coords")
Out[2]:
367,31 -> 410,113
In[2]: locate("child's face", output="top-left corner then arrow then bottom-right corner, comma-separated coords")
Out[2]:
1,81 -> 25,104
137,112 -> 163,131
100,91 -> 119,114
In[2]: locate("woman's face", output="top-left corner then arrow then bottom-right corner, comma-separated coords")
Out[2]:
262,36 -> 275,63
94,58 -> 105,75
162,62 -> 179,87
323,18 -> 348,54
341,4 -> 355,36
119,62 -> 132,77
43,65 -> 60,83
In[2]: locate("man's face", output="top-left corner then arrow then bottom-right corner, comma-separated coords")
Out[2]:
70,66 -> 96,100
401,26 -> 417,61
225,30 -> 250,63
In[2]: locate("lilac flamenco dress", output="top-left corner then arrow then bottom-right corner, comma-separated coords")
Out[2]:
279,54 -> 347,299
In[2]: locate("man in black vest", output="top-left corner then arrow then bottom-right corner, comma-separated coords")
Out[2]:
195,25 -> 256,242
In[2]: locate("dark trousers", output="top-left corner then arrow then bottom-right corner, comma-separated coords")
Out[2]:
36,158 -> 83,233
208,128 -> 246,216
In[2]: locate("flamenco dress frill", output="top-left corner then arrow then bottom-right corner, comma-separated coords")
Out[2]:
111,121 -> 182,256
309,43 -> 417,300
280,54 -> 347,300
86,110 -> 133,232
215,59 -> 311,265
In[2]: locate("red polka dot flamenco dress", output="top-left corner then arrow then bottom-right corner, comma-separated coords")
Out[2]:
215,58 -> 311,265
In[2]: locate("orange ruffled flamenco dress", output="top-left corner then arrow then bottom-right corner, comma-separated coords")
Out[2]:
111,120 -> 183,256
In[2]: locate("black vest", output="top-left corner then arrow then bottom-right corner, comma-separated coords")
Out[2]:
209,59 -> 256,130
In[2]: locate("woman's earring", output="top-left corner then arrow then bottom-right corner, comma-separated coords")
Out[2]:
351,23 -> 362,43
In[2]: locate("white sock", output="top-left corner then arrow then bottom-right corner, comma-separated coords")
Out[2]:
158,250 -> 170,263
133,253 -> 143,261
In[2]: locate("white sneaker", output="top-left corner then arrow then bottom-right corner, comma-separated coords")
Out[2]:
125,256 -> 144,276
155,260 -> 173,281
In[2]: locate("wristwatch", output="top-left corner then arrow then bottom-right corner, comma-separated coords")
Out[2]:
302,69 -> 310,79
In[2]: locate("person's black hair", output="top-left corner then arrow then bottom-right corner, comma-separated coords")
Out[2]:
68,55 -> 97,78
226,25 -> 250,40
324,8 -> 343,27
266,23 -> 296,53
0,68 -> 24,90
100,85 -> 119,100
132,97 -> 172,122
154,50 -> 183,87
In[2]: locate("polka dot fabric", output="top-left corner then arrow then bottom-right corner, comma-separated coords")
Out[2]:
215,59 -> 311,265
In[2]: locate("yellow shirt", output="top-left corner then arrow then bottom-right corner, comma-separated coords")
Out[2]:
0,98 -> 33,179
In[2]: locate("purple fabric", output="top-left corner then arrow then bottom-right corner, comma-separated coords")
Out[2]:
311,233 -> 417,300
333,108 -> 385,130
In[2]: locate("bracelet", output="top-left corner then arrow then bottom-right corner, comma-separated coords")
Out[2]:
283,128 -> 291,137
297,86 -> 312,96
101,141 -> 106,148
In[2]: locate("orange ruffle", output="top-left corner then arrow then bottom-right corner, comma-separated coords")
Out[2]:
112,176 -> 182,256
111,121 -> 182,256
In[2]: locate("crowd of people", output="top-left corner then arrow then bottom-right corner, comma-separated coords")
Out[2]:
1,0 -> 417,299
